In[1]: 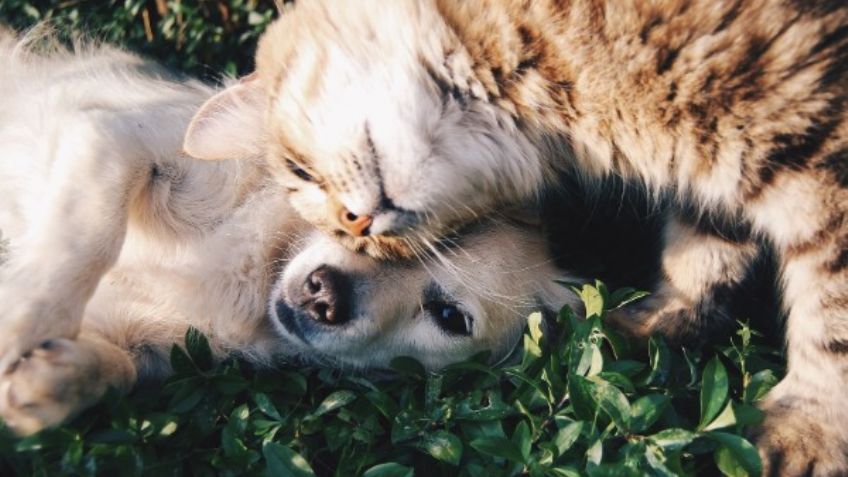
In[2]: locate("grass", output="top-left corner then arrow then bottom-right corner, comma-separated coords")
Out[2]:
0,3 -> 786,476
0,283 -> 784,476
0,0 -> 278,79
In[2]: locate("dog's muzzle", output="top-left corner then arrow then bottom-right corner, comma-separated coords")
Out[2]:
298,265 -> 351,325
274,264 -> 354,343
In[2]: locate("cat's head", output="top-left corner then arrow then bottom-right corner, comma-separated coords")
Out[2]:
184,0 -> 544,259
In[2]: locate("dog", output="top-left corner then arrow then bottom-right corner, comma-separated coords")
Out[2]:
0,30 -> 576,435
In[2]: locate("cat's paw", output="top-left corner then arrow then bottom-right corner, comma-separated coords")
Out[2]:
753,395 -> 848,477
0,339 -> 107,435
606,291 -> 734,346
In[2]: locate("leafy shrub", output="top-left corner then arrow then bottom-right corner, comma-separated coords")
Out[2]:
0,0 -> 279,78
0,283 -> 784,476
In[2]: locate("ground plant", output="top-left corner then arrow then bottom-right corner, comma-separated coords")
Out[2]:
0,282 -> 783,476
0,2 -> 785,476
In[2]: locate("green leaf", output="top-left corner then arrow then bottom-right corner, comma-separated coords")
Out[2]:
512,421 -> 532,461
554,421 -> 583,455
597,371 -> 635,394
390,357 -> 426,378
253,393 -> 283,421
575,283 -> 606,318
644,444 -> 677,477
645,336 -> 671,386
167,382 -> 205,413
568,375 -> 597,421
592,379 -> 631,432
715,445 -> 748,477
425,373 -> 443,408
453,391 -> 515,421
606,360 -> 646,377
549,467 -> 583,477
362,463 -> 414,477
588,344 -> 604,377
731,403 -> 765,428
707,432 -> 762,476
312,390 -> 356,417
470,437 -> 527,464
420,430 -> 462,465
222,423 -> 248,459
184,327 -> 213,370
229,403 -> 250,433
169,345 -> 197,376
649,428 -> 696,452
263,442 -> 315,477
587,464 -> 640,477
212,374 -> 249,394
629,394 -> 670,434
703,402 -> 736,431
586,437 -> 604,465
364,390 -> 399,419
391,410 -> 424,444
527,311 -> 545,345
700,358 -> 729,429
744,370 -> 778,404
608,288 -> 650,310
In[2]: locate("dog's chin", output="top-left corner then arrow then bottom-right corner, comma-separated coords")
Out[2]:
270,300 -> 362,368
272,300 -> 311,345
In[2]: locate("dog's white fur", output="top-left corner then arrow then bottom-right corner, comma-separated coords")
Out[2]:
0,31 -> 576,435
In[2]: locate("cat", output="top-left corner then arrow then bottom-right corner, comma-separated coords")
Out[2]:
184,1 -> 848,474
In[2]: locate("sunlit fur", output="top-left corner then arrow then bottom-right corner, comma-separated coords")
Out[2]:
211,1 -> 848,473
0,32 -> 577,436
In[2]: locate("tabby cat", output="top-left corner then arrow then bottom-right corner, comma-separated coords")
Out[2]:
184,1 -> 848,473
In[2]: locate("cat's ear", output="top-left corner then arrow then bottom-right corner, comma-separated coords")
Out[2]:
183,73 -> 266,161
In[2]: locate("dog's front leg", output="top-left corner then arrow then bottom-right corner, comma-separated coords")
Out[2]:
0,114 -> 150,372
0,332 -> 136,435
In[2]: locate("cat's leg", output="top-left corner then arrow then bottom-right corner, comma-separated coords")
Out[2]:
0,332 -> 136,435
0,114 -> 152,372
748,180 -> 848,476
607,212 -> 759,343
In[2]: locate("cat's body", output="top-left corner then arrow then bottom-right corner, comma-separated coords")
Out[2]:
185,1 -> 848,473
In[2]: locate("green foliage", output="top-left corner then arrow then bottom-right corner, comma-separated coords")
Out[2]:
0,282 -> 784,476
0,0 -> 280,78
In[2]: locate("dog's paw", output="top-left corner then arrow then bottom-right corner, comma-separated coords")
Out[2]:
0,290 -> 81,374
753,396 -> 848,477
0,338 -> 108,435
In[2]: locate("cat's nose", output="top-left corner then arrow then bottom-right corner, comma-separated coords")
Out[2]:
300,265 -> 351,324
339,208 -> 373,237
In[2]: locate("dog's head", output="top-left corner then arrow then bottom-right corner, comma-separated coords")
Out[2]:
269,219 -> 577,371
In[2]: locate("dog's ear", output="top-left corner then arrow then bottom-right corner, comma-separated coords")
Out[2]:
183,73 -> 265,161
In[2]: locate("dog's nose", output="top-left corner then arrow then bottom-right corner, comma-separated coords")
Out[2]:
339,208 -> 373,237
301,265 -> 351,324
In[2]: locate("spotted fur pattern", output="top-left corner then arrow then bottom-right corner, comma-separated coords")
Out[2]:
191,1 -> 848,473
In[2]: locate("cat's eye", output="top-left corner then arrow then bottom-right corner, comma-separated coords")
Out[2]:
426,301 -> 473,336
285,158 -> 315,182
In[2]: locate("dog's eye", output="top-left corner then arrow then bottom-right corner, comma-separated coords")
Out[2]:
285,159 -> 315,182
427,302 -> 472,336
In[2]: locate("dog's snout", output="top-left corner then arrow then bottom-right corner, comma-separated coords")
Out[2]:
301,266 -> 351,325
